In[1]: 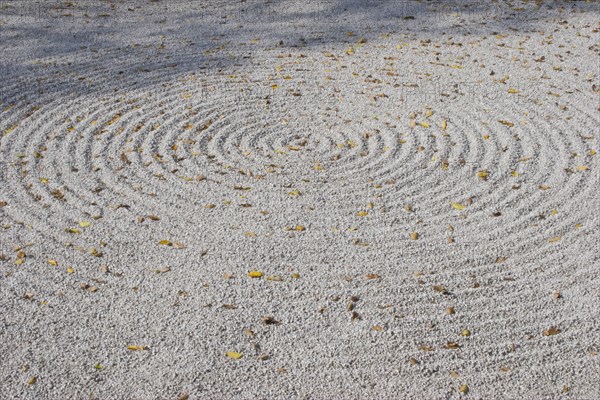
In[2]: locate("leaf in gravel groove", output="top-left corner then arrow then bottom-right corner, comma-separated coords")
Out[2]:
477,170 -> 489,180
445,342 -> 461,349
366,274 -> 381,280
433,285 -> 448,294
248,271 -> 263,278
159,240 -> 172,246
451,202 -> 465,210
548,237 -> 561,243
410,232 -> 419,240
127,345 -> 147,351
27,376 -> 37,385
543,327 -> 561,336
226,352 -> 242,359
357,211 -> 368,217
498,120 -> 514,127
419,345 -> 434,352
48,259 -> 58,266
79,221 -> 91,227
459,384 -> 469,394
288,189 -> 301,196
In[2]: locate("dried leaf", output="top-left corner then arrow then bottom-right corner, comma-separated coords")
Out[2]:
248,271 -> 263,278
543,327 -> 561,336
127,345 -> 147,351
451,202 -> 465,210
226,351 -> 243,359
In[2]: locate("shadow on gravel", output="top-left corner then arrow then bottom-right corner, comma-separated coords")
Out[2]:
0,0 -> 598,103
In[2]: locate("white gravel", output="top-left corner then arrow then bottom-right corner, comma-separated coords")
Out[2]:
1,1 -> 599,399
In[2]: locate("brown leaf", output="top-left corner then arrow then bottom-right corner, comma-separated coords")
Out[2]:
262,316 -> 280,325
543,327 -> 561,336
433,285 -> 448,294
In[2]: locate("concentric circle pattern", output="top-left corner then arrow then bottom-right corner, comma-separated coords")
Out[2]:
1,1 -> 599,399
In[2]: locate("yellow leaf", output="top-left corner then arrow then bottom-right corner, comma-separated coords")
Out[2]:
66,267 -> 75,274
288,189 -> 301,196
483,134 -> 490,140
511,171 -> 519,177
441,120 -> 447,130
127,345 -> 147,351
419,121 -> 430,128
347,140 -> 357,148
575,165 -> 589,171
410,232 -> 419,240
548,237 -> 561,243
498,120 -> 514,127
226,352 -> 242,359
356,211 -> 368,217
313,163 -> 324,171
248,271 -> 263,278
451,202 -> 465,210
244,231 -> 256,237
40,178 -> 49,184
48,259 -> 58,266
27,376 -> 37,385
79,221 -> 91,227
159,240 -> 172,245
508,88 -> 519,94
293,225 -> 306,232
477,170 -> 489,180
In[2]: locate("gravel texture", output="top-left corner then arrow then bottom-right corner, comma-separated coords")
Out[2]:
0,1 -> 599,399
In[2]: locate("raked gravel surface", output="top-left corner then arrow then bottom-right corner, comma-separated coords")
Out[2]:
0,1 -> 599,399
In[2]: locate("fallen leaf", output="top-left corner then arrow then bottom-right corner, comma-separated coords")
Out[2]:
127,345 -> 147,351
226,351 -> 242,359
498,120 -> 514,127
451,202 -> 465,210
248,271 -> 263,278
261,316 -> 279,325
543,327 -> 561,336
459,384 -> 469,394
79,221 -> 91,227
433,285 -> 448,294
48,259 -> 58,266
